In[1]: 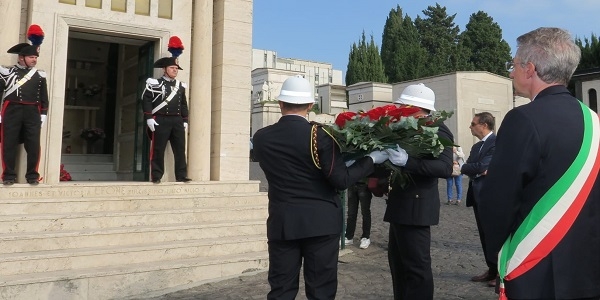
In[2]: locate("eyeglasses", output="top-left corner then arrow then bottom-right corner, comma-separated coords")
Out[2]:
506,60 -> 527,72
470,122 -> 482,127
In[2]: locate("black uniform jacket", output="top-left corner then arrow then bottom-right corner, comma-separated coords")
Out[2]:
0,65 -> 49,114
462,133 -> 496,207
253,115 -> 375,241
479,85 -> 600,299
142,76 -> 189,121
383,123 -> 453,226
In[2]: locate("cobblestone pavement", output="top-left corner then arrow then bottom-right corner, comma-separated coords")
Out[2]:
141,164 -> 497,300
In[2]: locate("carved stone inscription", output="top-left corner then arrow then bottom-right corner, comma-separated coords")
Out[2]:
5,186 -> 204,199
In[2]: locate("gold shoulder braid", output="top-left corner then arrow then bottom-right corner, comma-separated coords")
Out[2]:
310,124 -> 321,169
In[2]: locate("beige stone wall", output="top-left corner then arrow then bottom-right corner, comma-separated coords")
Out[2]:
211,0 -> 253,181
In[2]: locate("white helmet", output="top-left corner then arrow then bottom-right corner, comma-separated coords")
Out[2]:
394,83 -> 436,111
277,75 -> 314,104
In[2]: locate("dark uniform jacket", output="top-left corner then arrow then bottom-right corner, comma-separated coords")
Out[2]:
253,115 -> 375,241
479,85 -> 600,299
383,123 -> 453,226
142,76 -> 188,121
0,65 -> 49,114
461,133 -> 496,207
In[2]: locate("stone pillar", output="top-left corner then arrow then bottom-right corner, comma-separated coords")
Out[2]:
0,1 -> 21,65
187,0 -> 213,181
210,0 -> 253,180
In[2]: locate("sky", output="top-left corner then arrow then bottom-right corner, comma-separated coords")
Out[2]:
252,0 -> 600,82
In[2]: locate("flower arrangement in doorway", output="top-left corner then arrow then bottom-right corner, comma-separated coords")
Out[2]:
80,127 -> 106,142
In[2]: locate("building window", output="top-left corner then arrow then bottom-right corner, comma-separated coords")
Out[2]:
86,0 -> 102,8
329,76 -> 333,83
60,0 -> 76,4
589,88 -> 598,113
111,0 -> 126,12
315,74 -> 319,84
158,0 -> 173,19
272,54 -> 276,67
135,0 -> 150,16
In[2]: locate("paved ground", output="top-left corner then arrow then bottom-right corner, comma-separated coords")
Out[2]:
142,163 -> 498,300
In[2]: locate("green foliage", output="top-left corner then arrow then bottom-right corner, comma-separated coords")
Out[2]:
459,11 -> 512,76
346,31 -> 388,86
576,33 -> 600,70
414,4 -> 460,76
381,5 -> 428,83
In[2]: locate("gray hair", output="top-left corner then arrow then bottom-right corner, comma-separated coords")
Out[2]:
515,27 -> 581,85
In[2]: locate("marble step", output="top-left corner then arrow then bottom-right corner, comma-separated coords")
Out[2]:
0,251 -> 269,300
0,206 -> 268,234
0,234 -> 267,277
0,192 -> 267,215
69,170 -> 118,181
0,220 -> 265,254
61,154 -> 113,163
0,181 -> 261,201
62,162 -> 114,172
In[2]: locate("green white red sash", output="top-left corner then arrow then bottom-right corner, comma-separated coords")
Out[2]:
497,102 -> 600,300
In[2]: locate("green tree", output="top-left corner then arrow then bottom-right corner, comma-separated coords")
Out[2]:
381,5 -> 427,83
414,4 -> 460,76
576,33 -> 600,70
346,31 -> 387,86
459,11 -> 512,76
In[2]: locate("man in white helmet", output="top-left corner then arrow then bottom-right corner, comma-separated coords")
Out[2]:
253,75 -> 389,300
384,83 -> 454,300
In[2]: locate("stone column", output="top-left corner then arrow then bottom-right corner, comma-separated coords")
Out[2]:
210,0 -> 253,180
0,1 -> 21,65
187,0 -> 213,181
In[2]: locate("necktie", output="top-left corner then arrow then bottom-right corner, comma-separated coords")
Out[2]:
474,140 -> 484,153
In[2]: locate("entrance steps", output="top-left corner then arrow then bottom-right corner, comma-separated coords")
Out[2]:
61,154 -> 117,181
0,181 -> 269,299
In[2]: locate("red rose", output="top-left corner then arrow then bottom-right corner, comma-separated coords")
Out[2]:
365,106 -> 388,121
335,111 -> 357,128
388,106 -> 421,121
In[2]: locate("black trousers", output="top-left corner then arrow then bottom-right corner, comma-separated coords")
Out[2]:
267,234 -> 339,300
473,200 -> 498,275
149,115 -> 187,181
345,182 -> 373,239
388,223 -> 433,300
1,102 -> 41,181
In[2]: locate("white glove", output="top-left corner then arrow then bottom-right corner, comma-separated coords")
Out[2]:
345,159 -> 356,167
0,115 -> 2,123
40,115 -> 47,127
368,150 -> 389,164
183,122 -> 188,130
386,145 -> 408,166
146,119 -> 159,132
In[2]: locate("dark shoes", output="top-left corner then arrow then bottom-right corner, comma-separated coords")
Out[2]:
2,179 -> 39,185
152,179 -> 161,184
471,270 -> 497,282
176,177 -> 192,183
487,276 -> 498,287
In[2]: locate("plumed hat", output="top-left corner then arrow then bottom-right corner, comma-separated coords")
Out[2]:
7,24 -> 44,57
153,36 -> 184,70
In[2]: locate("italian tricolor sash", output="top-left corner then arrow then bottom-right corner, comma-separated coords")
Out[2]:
497,102 -> 600,300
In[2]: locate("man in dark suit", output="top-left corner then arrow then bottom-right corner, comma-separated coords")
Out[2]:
253,75 -> 388,300
460,112 -> 497,287
385,83 -> 454,300
480,27 -> 600,300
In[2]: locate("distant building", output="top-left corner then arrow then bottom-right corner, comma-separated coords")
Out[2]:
572,67 -> 600,113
